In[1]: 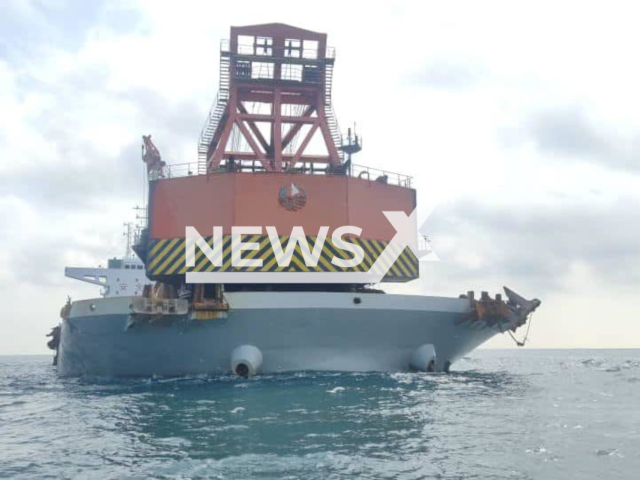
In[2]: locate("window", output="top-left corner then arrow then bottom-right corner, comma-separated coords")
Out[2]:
251,62 -> 274,79
284,39 -> 301,58
235,60 -> 251,78
237,35 -> 273,56
238,35 -> 255,55
282,63 -> 303,82
255,36 -> 273,56
303,65 -> 321,83
303,40 -> 319,59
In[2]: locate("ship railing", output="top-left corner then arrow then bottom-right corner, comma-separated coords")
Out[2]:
350,164 -> 413,188
157,161 -> 412,188
161,162 -> 202,179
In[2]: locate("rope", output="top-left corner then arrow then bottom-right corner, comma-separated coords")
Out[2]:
507,311 -> 535,347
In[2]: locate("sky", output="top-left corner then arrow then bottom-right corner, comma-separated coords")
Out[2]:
1,0 -> 639,354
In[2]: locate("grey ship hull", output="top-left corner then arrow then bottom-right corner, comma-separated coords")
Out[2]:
57,291 -> 503,377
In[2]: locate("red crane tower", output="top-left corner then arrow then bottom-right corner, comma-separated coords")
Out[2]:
198,23 -> 345,174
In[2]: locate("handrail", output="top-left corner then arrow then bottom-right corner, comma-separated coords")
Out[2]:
199,92 -> 219,140
351,164 -> 412,188
156,161 -> 412,188
162,163 -> 201,178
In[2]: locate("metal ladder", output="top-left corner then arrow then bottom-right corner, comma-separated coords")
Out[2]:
197,54 -> 231,172
324,63 -> 343,158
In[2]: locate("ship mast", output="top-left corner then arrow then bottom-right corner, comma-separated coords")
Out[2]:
123,222 -> 134,259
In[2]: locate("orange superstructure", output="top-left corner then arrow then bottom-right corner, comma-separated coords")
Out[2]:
137,24 -> 420,283
149,173 -> 415,241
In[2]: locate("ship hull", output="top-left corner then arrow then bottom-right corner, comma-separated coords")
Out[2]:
57,291 -> 501,377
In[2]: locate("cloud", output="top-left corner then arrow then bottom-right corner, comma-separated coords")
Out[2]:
506,105 -> 640,174
0,1 -> 143,62
0,1 -> 173,294
424,197 -> 640,295
409,58 -> 485,90
0,142 -> 142,210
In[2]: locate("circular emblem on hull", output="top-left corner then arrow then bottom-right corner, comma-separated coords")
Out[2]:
279,183 -> 306,211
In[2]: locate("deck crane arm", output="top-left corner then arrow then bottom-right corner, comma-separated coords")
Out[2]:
142,135 -> 165,175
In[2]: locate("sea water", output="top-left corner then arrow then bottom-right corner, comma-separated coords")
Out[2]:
1,349 -> 639,479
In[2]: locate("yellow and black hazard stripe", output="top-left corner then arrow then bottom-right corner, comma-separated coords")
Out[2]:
147,235 -> 418,282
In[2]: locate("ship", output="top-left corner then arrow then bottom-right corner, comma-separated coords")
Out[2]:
64,224 -> 152,298
47,225 -> 153,364
54,23 -> 540,377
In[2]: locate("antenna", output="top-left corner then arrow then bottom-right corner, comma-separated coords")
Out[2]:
338,123 -> 362,175
123,222 -> 134,259
133,205 -> 148,226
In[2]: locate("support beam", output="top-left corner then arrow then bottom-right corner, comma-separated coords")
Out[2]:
273,89 -> 282,171
236,113 -> 318,124
282,106 -> 315,149
291,122 -> 320,166
237,103 -> 270,153
238,91 -> 316,105
234,117 -> 271,171
219,152 -> 331,162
